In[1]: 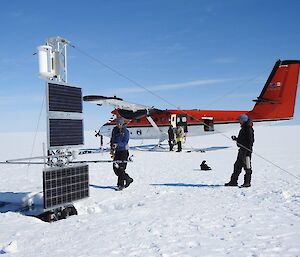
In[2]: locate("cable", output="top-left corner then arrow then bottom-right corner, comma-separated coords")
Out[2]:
26,93 -> 45,176
206,75 -> 264,108
0,52 -> 37,77
69,43 -> 300,182
69,44 -> 177,108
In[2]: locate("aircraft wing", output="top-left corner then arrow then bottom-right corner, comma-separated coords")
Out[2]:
83,95 -> 164,119
83,95 -> 152,112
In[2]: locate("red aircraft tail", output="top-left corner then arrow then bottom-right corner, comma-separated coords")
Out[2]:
249,60 -> 300,121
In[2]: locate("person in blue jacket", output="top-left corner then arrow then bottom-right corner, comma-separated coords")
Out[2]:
110,117 -> 133,190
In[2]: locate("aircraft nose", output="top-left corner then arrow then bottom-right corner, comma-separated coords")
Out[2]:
100,124 -> 112,137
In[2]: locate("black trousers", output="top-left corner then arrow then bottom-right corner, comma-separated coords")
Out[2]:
177,141 -> 182,152
230,149 -> 252,183
168,140 -> 174,151
113,150 -> 131,187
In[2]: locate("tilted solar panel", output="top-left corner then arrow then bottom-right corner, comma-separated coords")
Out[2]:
43,164 -> 89,209
48,83 -> 82,113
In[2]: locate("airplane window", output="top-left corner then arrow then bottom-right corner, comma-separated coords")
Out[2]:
203,119 -> 214,132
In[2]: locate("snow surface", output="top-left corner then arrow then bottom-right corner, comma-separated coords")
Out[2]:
0,125 -> 300,257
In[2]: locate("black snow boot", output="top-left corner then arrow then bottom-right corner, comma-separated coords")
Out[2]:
125,177 -> 134,188
224,181 -> 238,186
225,173 -> 239,186
240,172 -> 251,188
116,185 -> 125,191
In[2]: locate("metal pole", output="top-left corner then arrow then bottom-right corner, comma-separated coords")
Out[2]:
6,153 -> 72,163
64,44 -> 68,83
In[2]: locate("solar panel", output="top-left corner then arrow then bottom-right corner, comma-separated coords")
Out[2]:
49,119 -> 84,147
46,82 -> 84,149
48,83 -> 82,113
43,164 -> 89,209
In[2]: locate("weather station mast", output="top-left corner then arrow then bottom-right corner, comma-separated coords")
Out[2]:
35,36 -> 89,221
1,36 -> 133,222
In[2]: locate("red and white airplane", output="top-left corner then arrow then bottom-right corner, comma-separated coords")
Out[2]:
83,60 -> 300,141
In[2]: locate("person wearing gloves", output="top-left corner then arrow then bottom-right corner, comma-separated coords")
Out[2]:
110,117 -> 133,190
225,114 -> 254,187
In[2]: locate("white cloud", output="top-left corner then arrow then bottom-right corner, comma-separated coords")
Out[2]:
115,78 -> 241,94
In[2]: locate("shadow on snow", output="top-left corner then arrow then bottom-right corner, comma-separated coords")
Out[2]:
89,184 -> 116,190
0,191 -> 43,215
150,183 -> 223,188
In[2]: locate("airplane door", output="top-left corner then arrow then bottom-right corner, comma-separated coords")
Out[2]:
177,114 -> 188,132
202,117 -> 214,132
170,114 -> 177,128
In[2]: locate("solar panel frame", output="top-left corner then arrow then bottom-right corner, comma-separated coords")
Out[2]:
43,164 -> 89,210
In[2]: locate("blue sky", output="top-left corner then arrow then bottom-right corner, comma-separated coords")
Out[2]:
0,0 -> 300,132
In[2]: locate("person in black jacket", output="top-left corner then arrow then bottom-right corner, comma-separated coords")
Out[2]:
168,125 -> 175,151
225,114 -> 254,187
110,117 -> 133,190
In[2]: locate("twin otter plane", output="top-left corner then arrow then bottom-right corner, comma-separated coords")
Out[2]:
83,60 -> 300,141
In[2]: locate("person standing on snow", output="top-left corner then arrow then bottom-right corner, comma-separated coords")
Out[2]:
225,114 -> 254,188
175,125 -> 185,152
168,125 -> 175,151
110,117 -> 133,190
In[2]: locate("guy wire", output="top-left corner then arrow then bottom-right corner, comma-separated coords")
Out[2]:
26,93 -> 45,176
69,43 -> 300,181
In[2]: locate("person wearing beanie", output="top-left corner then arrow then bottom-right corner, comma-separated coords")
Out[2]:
225,114 -> 254,187
110,117 -> 133,190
